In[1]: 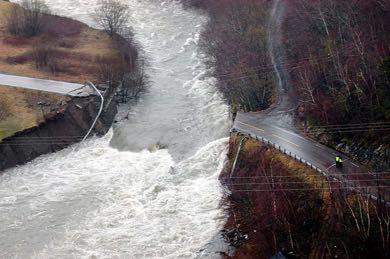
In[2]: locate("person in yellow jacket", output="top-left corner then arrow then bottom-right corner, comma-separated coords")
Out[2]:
335,155 -> 343,168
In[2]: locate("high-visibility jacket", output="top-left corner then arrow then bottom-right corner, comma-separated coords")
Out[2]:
336,157 -> 343,163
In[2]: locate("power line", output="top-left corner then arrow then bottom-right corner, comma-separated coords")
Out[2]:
307,121 -> 390,129
305,127 -> 390,134
215,41 -> 376,79
0,143 -> 83,146
214,35 -> 385,79
223,179 -> 390,185
229,186 -> 388,192
307,125 -> 390,131
215,52 -> 364,80
0,137 -> 85,140
224,172 -> 390,179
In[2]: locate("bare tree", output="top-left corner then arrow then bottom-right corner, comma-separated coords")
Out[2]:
7,0 -> 50,37
92,0 -> 131,38
119,66 -> 148,102
7,5 -> 25,35
21,0 -> 50,36
96,53 -> 147,103
96,55 -> 126,89
31,39 -> 58,73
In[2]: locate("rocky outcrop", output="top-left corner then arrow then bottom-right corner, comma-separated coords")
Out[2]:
0,94 -> 117,172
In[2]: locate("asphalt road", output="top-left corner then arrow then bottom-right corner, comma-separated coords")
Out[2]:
233,99 -> 389,201
234,112 -> 359,174
0,74 -> 93,97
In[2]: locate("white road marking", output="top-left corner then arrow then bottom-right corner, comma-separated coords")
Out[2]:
271,134 -> 300,147
236,121 -> 265,132
273,126 -> 306,140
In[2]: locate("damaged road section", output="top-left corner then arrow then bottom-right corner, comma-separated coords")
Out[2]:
0,85 -> 117,171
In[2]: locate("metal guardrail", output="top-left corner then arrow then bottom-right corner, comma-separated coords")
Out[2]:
230,128 -> 389,206
231,128 -> 325,174
81,82 -> 104,142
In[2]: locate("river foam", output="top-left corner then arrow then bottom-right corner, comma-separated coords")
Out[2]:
1,0 -> 230,258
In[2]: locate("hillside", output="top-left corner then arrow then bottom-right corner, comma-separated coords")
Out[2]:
0,0 -> 142,141
283,0 -> 390,169
183,0 -> 390,169
222,134 -> 389,258
0,0 -> 115,83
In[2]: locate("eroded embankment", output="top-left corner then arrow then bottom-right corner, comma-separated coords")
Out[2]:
221,133 -> 389,258
0,94 -> 117,171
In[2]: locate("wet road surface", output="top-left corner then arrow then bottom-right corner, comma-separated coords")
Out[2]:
0,74 -> 94,96
233,109 -> 389,202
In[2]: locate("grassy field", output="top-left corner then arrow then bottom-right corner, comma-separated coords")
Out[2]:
0,85 -> 67,140
0,0 -> 115,83
0,0 -> 116,140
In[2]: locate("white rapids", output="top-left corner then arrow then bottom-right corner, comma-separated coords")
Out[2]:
1,0 -> 230,258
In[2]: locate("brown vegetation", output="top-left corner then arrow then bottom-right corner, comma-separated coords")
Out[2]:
92,0 -> 131,38
184,0 -> 276,111
0,0 -> 145,140
7,0 -> 50,37
282,0 -> 390,158
184,0 -> 389,167
0,98 -> 10,120
222,134 -> 389,258
0,85 -> 66,140
0,0 -> 115,83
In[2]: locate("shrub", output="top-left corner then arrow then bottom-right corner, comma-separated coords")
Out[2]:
2,36 -> 30,46
32,42 -> 55,68
31,39 -> 66,74
0,99 -> 11,120
92,0 -> 131,38
7,0 -> 50,37
57,38 -> 77,48
5,55 -> 30,65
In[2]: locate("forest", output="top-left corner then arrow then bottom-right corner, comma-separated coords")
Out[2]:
184,0 -> 277,111
283,0 -> 390,142
223,135 -> 389,258
184,0 -> 390,157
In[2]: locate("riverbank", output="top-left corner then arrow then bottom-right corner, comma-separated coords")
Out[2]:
284,0 -> 390,171
183,0 -> 390,170
0,85 -> 67,140
0,0 -> 117,140
0,90 -> 117,171
0,0 -> 115,83
0,0 -> 143,171
182,0 -> 277,112
222,133 -> 389,258
0,1 -> 231,256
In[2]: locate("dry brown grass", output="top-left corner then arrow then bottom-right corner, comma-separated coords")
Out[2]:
0,85 -> 67,140
0,0 -> 115,84
0,0 -> 117,140
0,1 -> 12,24
234,135 -> 330,197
